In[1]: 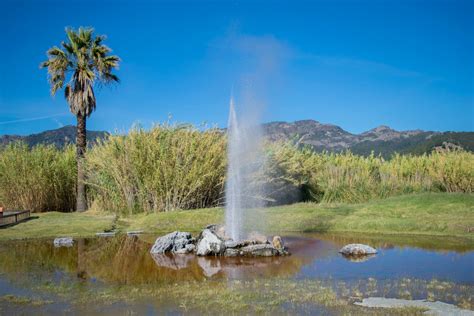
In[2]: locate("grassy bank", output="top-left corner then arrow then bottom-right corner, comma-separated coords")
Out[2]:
125,193 -> 474,239
1,193 -> 472,241
0,212 -> 115,240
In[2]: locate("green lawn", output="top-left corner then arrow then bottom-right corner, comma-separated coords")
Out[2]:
0,212 -> 116,241
126,193 -> 474,238
1,193 -> 473,241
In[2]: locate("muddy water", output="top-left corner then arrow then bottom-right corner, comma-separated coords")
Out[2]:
0,233 -> 472,314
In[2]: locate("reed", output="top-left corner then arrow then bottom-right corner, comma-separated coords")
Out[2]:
86,124 -> 226,215
1,126 -> 472,213
265,142 -> 473,204
0,143 -> 76,212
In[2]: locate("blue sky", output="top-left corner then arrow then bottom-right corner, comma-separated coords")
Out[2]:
0,0 -> 472,135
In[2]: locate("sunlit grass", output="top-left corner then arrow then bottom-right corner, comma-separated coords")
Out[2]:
0,212 -> 115,241
126,193 -> 474,240
1,193 -> 472,242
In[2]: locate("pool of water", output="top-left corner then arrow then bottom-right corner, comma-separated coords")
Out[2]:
0,233 -> 472,314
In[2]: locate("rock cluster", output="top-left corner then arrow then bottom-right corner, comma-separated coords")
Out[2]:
150,226 -> 289,257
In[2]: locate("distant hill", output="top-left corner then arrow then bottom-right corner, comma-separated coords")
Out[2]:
1,121 -> 473,157
262,120 -> 474,157
0,125 -> 108,148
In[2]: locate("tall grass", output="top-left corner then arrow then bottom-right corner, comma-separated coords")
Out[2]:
1,126 -> 472,213
265,142 -> 474,203
0,143 -> 76,212
86,124 -> 226,215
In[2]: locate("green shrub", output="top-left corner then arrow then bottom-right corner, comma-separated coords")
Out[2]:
0,143 -> 76,212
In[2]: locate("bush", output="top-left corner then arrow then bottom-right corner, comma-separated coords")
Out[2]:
0,143 -> 76,212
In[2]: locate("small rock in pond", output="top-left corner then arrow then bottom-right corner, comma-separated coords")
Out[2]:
339,243 -> 377,256
196,229 -> 225,256
54,237 -> 74,247
272,236 -> 284,249
240,244 -> 279,257
150,231 -> 194,254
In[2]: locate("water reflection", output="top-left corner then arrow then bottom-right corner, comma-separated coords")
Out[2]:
341,254 -> 376,263
0,233 -> 473,286
148,236 -> 322,279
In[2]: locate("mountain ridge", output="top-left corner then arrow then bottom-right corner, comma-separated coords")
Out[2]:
1,120 -> 473,157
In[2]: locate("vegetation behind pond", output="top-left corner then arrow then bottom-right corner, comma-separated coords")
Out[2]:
0,124 -> 472,213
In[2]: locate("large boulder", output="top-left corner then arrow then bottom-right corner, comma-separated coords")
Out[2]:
150,231 -> 194,254
339,244 -> 377,256
196,229 -> 225,256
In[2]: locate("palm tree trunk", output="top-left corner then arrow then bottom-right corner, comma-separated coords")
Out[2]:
76,113 -> 87,212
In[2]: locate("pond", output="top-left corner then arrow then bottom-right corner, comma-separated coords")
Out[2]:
0,233 -> 472,315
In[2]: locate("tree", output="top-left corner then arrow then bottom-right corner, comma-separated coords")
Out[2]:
41,27 -> 120,211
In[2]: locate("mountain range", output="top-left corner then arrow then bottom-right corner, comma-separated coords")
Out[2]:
1,121 -> 473,157
263,120 -> 474,157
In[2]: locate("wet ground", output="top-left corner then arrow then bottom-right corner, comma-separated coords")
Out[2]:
0,233 -> 472,314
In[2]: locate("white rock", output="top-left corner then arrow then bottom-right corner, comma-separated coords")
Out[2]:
339,243 -> 377,256
196,229 -> 224,256
53,237 -> 74,247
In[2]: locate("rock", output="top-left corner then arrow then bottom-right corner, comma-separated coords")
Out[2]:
224,240 -> 253,248
205,224 -> 229,240
174,243 -> 196,254
150,253 -> 194,270
224,248 -> 241,257
150,231 -> 194,254
355,297 -> 474,316
240,244 -> 279,257
224,240 -> 240,248
247,232 -> 269,244
54,237 -> 74,247
126,230 -> 143,236
272,236 -> 283,249
339,244 -> 377,256
196,229 -> 225,256
96,232 -> 116,237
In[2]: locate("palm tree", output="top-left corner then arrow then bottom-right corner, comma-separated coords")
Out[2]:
41,27 -> 120,211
